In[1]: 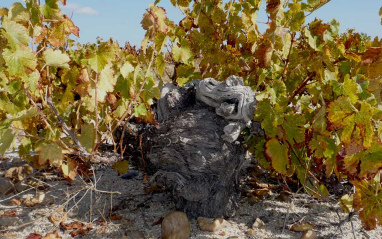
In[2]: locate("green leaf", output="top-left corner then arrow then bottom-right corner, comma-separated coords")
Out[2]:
283,113 -> 306,144
78,123 -> 95,153
339,194 -> 354,213
35,142 -> 63,167
156,53 -> 166,77
88,64 -> 116,103
0,129 -> 15,156
8,2 -> 29,23
141,77 -> 161,103
265,138 -> 290,175
327,96 -> 356,144
134,103 -> 147,117
352,179 -> 382,230
1,19 -> 29,49
87,42 -> 116,73
155,32 -> 167,52
355,101 -> 373,148
43,48 -> 70,68
3,47 -> 37,77
40,0 -> 62,20
172,38 -> 193,63
22,71 -> 40,92
120,61 -> 135,78
254,99 -> 284,138
112,160 -> 129,174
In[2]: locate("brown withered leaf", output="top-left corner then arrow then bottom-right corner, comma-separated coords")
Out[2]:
361,47 -> 382,65
60,221 -> 85,231
254,38 -> 273,68
26,233 -> 42,239
4,164 -> 33,182
49,206 -> 67,224
8,198 -> 22,206
70,227 -> 92,237
289,221 -> 315,232
43,231 -> 62,239
4,210 -> 17,217
109,214 -> 123,221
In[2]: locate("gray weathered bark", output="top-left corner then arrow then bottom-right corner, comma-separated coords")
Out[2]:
147,76 -> 257,218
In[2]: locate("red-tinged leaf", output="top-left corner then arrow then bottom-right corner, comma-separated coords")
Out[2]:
109,214 -> 122,220
58,0 -> 66,5
361,47 -> 382,65
60,221 -> 85,230
26,233 -> 42,239
265,138 -> 290,175
352,179 -> 382,230
43,230 -> 62,239
141,5 -> 168,37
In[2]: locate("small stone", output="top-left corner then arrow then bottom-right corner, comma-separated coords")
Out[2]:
124,230 -> 145,239
300,230 -> 317,239
246,229 -> 255,235
161,211 -> 190,239
0,216 -> 18,227
252,218 -> 265,229
197,217 -> 229,232
0,177 -> 14,194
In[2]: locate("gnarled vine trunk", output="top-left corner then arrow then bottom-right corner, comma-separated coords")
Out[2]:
147,76 -> 257,218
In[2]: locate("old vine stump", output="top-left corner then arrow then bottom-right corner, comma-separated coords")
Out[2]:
119,76 -> 257,218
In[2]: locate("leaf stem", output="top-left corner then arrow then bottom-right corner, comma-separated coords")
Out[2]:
281,32 -> 295,80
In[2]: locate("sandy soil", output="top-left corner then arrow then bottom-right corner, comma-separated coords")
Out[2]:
1,149 -> 382,239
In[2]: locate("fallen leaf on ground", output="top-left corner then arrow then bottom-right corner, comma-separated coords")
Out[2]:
289,221 -> 315,232
8,198 -> 22,206
43,231 -> 62,239
70,226 -> 92,237
26,233 -> 42,239
60,221 -> 85,230
109,214 -> 123,220
4,210 -> 17,217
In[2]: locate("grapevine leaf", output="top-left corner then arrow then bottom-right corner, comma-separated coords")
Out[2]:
78,123 -> 95,153
134,103 -> 147,118
355,101 -> 373,148
62,158 -> 78,180
87,42 -> 116,73
141,5 -> 168,38
35,142 -> 63,167
172,38 -> 192,63
155,32 -> 167,52
120,61 -> 134,78
283,113 -> 306,144
112,160 -> 129,174
339,194 -> 354,213
254,99 -> 284,138
22,71 -> 39,92
1,19 -> 29,49
156,53 -> 166,77
141,77 -> 161,103
352,179 -> 382,230
8,2 -> 29,23
327,96 -> 356,144
0,129 -> 15,156
40,0 -> 63,20
3,47 -> 37,77
88,64 -> 116,103
43,49 -> 70,68
265,138 -> 290,175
